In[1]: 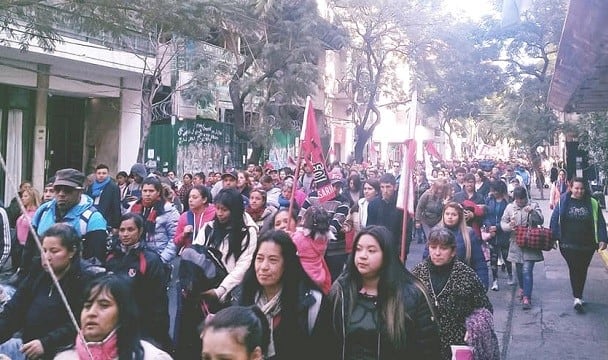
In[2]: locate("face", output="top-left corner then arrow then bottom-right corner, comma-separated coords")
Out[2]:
41,235 -> 75,276
223,176 -> 237,189
255,242 -> 285,290
261,181 -> 273,191
474,173 -> 481,182
194,176 -> 204,186
443,206 -> 460,227
380,182 -> 395,201
237,173 -> 247,188
54,185 -> 81,211
464,179 -> 475,192
428,243 -> 456,266
253,169 -> 263,179
216,203 -> 231,224
247,164 -> 255,173
167,172 -> 175,179
141,184 -> 160,205
249,191 -> 265,210
281,187 -> 292,199
456,172 -> 465,182
273,211 -> 296,232
215,173 -> 222,182
43,186 -> 55,201
363,183 -> 377,201
279,170 -> 286,180
95,168 -> 109,182
81,288 -> 119,343
270,172 -> 279,182
21,191 -> 32,206
183,175 -> 192,185
189,188 -> 207,210
354,234 -> 383,279
116,175 -> 127,186
119,218 -> 142,246
558,171 -> 566,180
514,197 -> 527,208
571,181 -> 585,199
202,328 -> 261,360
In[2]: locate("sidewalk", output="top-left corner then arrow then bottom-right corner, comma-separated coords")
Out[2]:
405,187 -> 608,360
501,188 -> 608,359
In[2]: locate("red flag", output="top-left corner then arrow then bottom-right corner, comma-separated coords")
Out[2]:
300,97 -> 334,202
424,141 -> 442,162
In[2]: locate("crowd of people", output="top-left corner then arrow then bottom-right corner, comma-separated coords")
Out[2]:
0,156 -> 605,360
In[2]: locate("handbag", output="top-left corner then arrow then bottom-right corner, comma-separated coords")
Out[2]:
179,245 -> 228,296
514,213 -> 554,251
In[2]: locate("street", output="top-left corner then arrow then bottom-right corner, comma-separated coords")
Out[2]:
406,187 -> 608,360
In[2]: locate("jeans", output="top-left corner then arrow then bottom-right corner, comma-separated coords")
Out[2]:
515,261 -> 535,298
560,247 -> 595,298
0,338 -> 25,360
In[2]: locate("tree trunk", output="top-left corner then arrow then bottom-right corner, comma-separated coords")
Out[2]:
137,101 -> 153,163
354,126 -> 372,164
248,145 -> 264,165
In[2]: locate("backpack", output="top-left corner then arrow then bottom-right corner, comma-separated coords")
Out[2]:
34,203 -> 100,238
178,245 -> 228,297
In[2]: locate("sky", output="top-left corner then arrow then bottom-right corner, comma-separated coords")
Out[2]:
443,0 -> 497,20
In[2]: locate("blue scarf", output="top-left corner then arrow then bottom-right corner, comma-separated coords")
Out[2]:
91,177 -> 111,197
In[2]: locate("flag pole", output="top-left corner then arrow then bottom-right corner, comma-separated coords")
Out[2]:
400,142 -> 409,263
288,96 -> 312,220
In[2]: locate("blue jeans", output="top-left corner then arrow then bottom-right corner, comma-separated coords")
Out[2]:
0,338 -> 25,360
515,261 -> 535,298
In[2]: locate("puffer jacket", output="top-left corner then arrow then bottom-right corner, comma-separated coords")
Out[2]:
326,276 -> 441,360
130,201 -> 179,263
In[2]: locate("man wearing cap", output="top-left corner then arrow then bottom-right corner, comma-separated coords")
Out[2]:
20,168 -> 108,278
122,163 -> 147,211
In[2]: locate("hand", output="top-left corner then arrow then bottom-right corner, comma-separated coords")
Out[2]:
415,222 -> 421,229
127,196 -> 138,202
509,219 -> 516,228
599,242 -> 607,251
523,205 -> 532,213
201,289 -> 219,302
21,339 -> 44,359
489,226 -> 497,233
184,225 -> 194,234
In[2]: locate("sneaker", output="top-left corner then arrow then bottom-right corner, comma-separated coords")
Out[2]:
491,280 -> 499,291
574,298 -> 584,313
522,296 -> 532,310
507,275 -> 515,285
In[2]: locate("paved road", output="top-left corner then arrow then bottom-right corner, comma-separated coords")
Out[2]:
406,188 -> 608,360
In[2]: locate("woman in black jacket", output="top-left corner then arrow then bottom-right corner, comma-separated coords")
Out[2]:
232,230 -> 326,360
326,225 -> 441,360
0,224 -> 87,360
105,213 -> 172,351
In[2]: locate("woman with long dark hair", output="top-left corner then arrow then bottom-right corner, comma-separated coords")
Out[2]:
0,224 -> 87,360
174,185 -> 215,251
174,188 -> 258,359
550,177 -> 607,312
54,274 -> 171,359
326,225 -> 441,359
232,230 -> 325,359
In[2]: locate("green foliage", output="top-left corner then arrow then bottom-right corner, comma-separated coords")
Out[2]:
577,112 -> 608,175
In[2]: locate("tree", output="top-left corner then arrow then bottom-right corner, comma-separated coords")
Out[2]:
476,0 -> 568,152
415,18 -> 505,158
577,112 -> 608,178
330,0 -> 443,163
185,0 -> 344,164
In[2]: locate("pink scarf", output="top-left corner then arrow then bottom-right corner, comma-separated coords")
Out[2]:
75,329 -> 118,360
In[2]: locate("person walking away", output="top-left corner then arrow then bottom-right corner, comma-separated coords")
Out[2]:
550,177 -> 607,313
